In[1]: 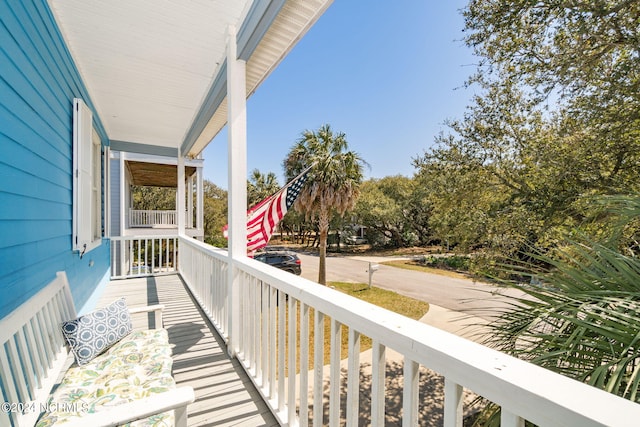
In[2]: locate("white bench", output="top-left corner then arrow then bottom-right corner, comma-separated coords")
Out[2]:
0,272 -> 195,427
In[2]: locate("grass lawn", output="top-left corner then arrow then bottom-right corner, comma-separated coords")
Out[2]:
330,281 -> 429,320
285,281 -> 429,373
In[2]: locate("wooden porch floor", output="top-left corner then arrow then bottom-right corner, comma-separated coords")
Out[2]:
98,274 -> 279,427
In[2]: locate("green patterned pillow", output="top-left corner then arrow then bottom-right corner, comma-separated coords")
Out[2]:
61,298 -> 133,366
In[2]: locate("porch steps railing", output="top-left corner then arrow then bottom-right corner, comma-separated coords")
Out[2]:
110,236 -> 178,279
129,209 -> 177,228
175,236 -> 640,426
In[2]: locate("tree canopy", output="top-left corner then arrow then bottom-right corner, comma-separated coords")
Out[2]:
353,176 -> 429,247
447,1 -> 640,417
411,0 -> 640,269
131,185 -> 175,211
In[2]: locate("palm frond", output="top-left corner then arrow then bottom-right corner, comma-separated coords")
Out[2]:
484,229 -> 640,401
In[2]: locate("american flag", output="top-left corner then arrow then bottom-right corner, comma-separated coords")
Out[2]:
224,167 -> 310,254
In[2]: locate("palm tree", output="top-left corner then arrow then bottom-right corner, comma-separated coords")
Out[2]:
476,195 -> 640,424
247,169 -> 280,206
284,124 -> 366,285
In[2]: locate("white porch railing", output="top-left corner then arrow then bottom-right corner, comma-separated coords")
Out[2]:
110,236 -> 178,279
178,235 -> 640,426
129,209 -> 177,227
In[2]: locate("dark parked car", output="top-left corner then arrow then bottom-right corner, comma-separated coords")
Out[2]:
254,251 -> 301,275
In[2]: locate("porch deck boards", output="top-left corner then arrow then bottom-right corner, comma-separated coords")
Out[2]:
98,274 -> 279,427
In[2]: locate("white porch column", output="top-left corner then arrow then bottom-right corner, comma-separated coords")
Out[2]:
177,152 -> 186,236
226,24 -> 247,357
196,165 -> 204,237
187,174 -> 194,229
119,153 -> 126,275
119,153 -> 127,234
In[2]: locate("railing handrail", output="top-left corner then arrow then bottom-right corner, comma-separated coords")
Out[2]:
111,234 -> 180,241
129,209 -> 178,214
178,235 -> 640,426
128,209 -> 177,227
234,255 -> 639,426
180,235 -> 227,258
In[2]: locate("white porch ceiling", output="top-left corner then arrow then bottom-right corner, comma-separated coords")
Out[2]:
48,0 -> 332,158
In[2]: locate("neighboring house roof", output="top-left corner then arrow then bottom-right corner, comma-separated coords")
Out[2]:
48,0 -> 332,158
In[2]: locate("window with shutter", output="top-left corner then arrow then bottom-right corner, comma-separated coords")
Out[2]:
73,98 -> 102,255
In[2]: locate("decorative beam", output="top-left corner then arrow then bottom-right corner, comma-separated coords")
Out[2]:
237,0 -> 287,61
110,140 -> 178,158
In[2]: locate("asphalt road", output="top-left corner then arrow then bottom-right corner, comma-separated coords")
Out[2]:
295,251 -> 524,321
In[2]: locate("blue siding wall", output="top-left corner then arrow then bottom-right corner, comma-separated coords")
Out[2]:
0,0 -> 110,318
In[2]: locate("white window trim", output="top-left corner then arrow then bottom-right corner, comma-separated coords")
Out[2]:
73,98 -> 102,255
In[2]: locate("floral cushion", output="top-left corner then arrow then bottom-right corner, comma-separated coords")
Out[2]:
37,329 -> 175,427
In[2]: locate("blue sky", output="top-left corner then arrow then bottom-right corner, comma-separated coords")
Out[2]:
203,1 -> 477,189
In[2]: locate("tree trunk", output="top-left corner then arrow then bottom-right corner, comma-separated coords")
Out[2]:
318,208 -> 329,285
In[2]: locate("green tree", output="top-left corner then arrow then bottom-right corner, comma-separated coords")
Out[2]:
354,176 -> 421,247
450,1 -> 640,418
414,1 -> 640,267
464,1 -> 640,109
247,169 -> 280,207
284,124 -> 366,285
131,185 -> 175,210
463,0 -> 640,197
277,208 -> 309,244
403,178 -> 433,247
202,180 -> 228,247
